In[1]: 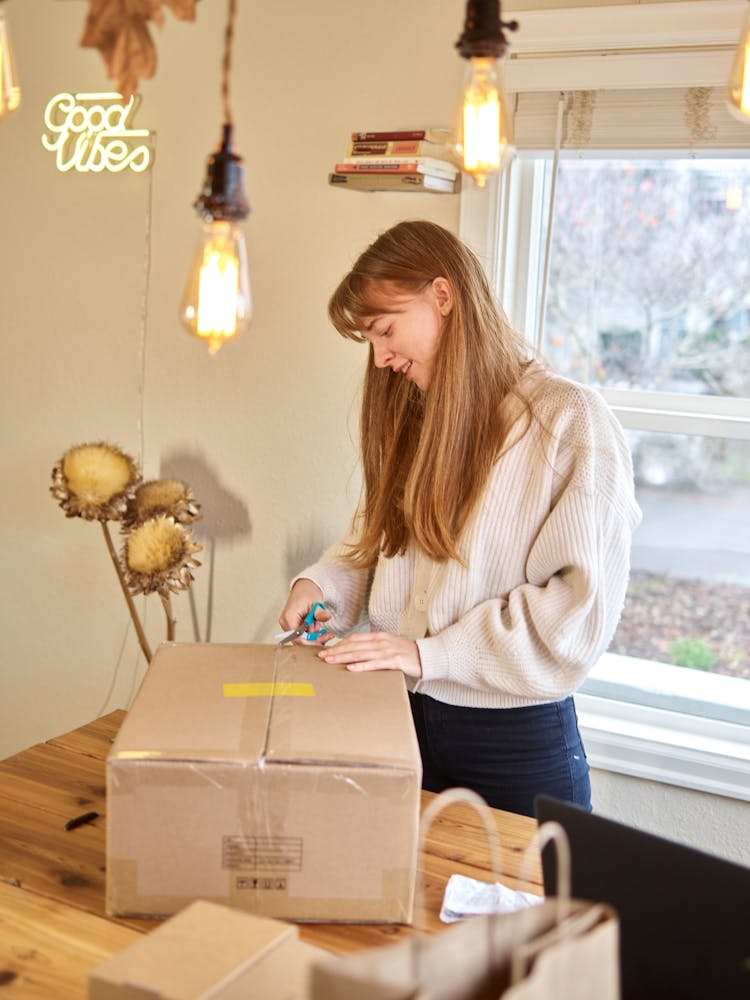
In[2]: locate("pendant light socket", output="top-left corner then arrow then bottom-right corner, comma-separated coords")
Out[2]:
194,123 -> 250,222
455,0 -> 518,60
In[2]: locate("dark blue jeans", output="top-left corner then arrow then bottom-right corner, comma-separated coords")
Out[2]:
408,692 -> 591,818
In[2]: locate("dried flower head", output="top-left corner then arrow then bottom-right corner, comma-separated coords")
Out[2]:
123,478 -> 202,530
51,442 -> 140,521
122,515 -> 202,596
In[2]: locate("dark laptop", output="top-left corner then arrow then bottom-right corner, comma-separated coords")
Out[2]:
534,795 -> 750,1000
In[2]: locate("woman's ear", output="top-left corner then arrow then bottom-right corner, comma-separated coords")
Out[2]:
432,277 -> 453,316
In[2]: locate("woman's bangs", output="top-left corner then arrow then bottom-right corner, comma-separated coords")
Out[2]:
329,277 -> 395,342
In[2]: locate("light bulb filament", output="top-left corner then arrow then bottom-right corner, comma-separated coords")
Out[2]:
463,89 -> 501,171
454,57 -> 513,189
197,252 -> 239,338
727,8 -> 750,121
0,12 -> 22,119
180,221 -> 251,355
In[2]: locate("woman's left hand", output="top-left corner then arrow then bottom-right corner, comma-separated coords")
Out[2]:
318,632 -> 422,679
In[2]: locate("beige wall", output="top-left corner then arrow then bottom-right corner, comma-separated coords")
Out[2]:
3,0 -> 747,869
591,769 -> 750,866
506,0 -> 687,9
0,0 -> 461,757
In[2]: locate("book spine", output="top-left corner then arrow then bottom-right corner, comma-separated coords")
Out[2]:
351,130 -> 426,142
334,162 -> 430,176
347,139 -> 445,156
329,172 -> 458,193
340,155 -> 457,174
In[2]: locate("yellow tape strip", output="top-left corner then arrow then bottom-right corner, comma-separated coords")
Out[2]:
223,682 -> 316,698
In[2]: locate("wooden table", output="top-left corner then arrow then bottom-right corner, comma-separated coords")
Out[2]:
0,711 -> 541,997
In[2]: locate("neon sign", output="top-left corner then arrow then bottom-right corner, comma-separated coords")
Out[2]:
41,92 -> 153,173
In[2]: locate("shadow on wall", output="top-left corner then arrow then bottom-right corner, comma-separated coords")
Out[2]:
240,519 -> 337,647
284,523 -> 336,586
160,449 -> 252,642
277,519 -> 373,640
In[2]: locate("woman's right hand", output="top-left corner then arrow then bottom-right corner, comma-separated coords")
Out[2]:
278,578 -> 332,643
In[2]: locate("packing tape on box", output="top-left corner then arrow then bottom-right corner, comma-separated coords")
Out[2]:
254,645 -> 304,758
227,876 -> 414,923
224,683 -> 315,697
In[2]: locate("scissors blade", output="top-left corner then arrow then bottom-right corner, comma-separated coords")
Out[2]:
276,627 -> 305,646
275,603 -> 329,646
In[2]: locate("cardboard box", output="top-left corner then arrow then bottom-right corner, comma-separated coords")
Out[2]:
106,643 -> 421,923
88,899 -> 326,999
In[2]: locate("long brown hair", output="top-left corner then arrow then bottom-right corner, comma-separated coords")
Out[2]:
328,220 -> 534,567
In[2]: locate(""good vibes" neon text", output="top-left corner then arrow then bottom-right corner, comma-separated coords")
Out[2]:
41,92 -> 152,173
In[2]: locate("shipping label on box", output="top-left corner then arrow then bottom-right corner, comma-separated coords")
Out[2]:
106,643 -> 421,923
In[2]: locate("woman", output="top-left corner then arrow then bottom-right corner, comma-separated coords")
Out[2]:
279,220 -> 641,817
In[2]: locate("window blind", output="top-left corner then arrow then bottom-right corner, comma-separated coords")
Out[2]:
512,87 -> 750,152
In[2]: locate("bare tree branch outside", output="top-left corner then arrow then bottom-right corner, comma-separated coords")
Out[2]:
542,159 -> 750,680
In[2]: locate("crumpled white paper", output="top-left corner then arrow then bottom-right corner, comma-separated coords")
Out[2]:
440,873 -> 544,923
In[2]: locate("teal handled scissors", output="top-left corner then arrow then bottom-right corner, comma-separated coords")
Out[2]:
277,602 -> 329,645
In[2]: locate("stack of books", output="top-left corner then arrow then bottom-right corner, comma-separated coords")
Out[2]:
328,129 -> 461,194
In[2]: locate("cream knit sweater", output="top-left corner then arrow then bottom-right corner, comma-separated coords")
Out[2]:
298,370 -> 642,709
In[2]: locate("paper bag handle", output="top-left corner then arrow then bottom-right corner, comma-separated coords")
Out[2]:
510,820 -> 573,985
418,787 -> 504,892
516,820 -> 571,917
410,788 -> 504,981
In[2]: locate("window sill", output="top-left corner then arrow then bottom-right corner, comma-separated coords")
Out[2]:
577,654 -> 750,803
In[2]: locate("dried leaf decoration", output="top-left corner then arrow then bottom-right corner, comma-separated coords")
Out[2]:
122,478 -> 201,530
80,0 -> 199,100
51,441 -> 204,657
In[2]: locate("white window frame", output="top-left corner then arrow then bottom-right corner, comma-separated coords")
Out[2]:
460,1 -> 750,802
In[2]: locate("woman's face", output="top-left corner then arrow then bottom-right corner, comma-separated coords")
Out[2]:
361,278 -> 452,391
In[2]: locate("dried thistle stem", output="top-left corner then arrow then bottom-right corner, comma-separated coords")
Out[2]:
100,522 -> 153,663
160,593 -> 176,642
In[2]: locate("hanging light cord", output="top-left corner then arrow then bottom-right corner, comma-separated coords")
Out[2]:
221,0 -> 237,127
136,136 -> 155,468
102,132 -> 156,715
535,91 -> 566,353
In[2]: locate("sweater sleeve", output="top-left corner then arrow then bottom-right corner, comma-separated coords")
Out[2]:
292,527 -> 372,635
414,377 -> 642,702
416,487 -> 635,701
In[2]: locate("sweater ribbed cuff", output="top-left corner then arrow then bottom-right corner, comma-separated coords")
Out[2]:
415,633 -> 452,683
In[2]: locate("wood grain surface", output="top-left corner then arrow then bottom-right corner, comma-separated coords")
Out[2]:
0,711 -> 542,995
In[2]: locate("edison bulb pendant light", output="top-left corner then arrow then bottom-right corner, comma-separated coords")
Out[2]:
0,5 -> 21,120
181,220 -> 251,356
727,1 -> 750,121
451,0 -> 518,188
453,55 -> 514,188
180,124 -> 252,355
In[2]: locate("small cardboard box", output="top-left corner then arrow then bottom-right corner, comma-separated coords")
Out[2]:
106,643 -> 421,923
88,899 -> 326,999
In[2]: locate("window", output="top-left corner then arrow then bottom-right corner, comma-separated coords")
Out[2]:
460,1 -> 750,799
522,154 -> 750,694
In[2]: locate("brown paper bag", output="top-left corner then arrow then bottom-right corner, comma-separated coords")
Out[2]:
310,789 -> 620,1000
